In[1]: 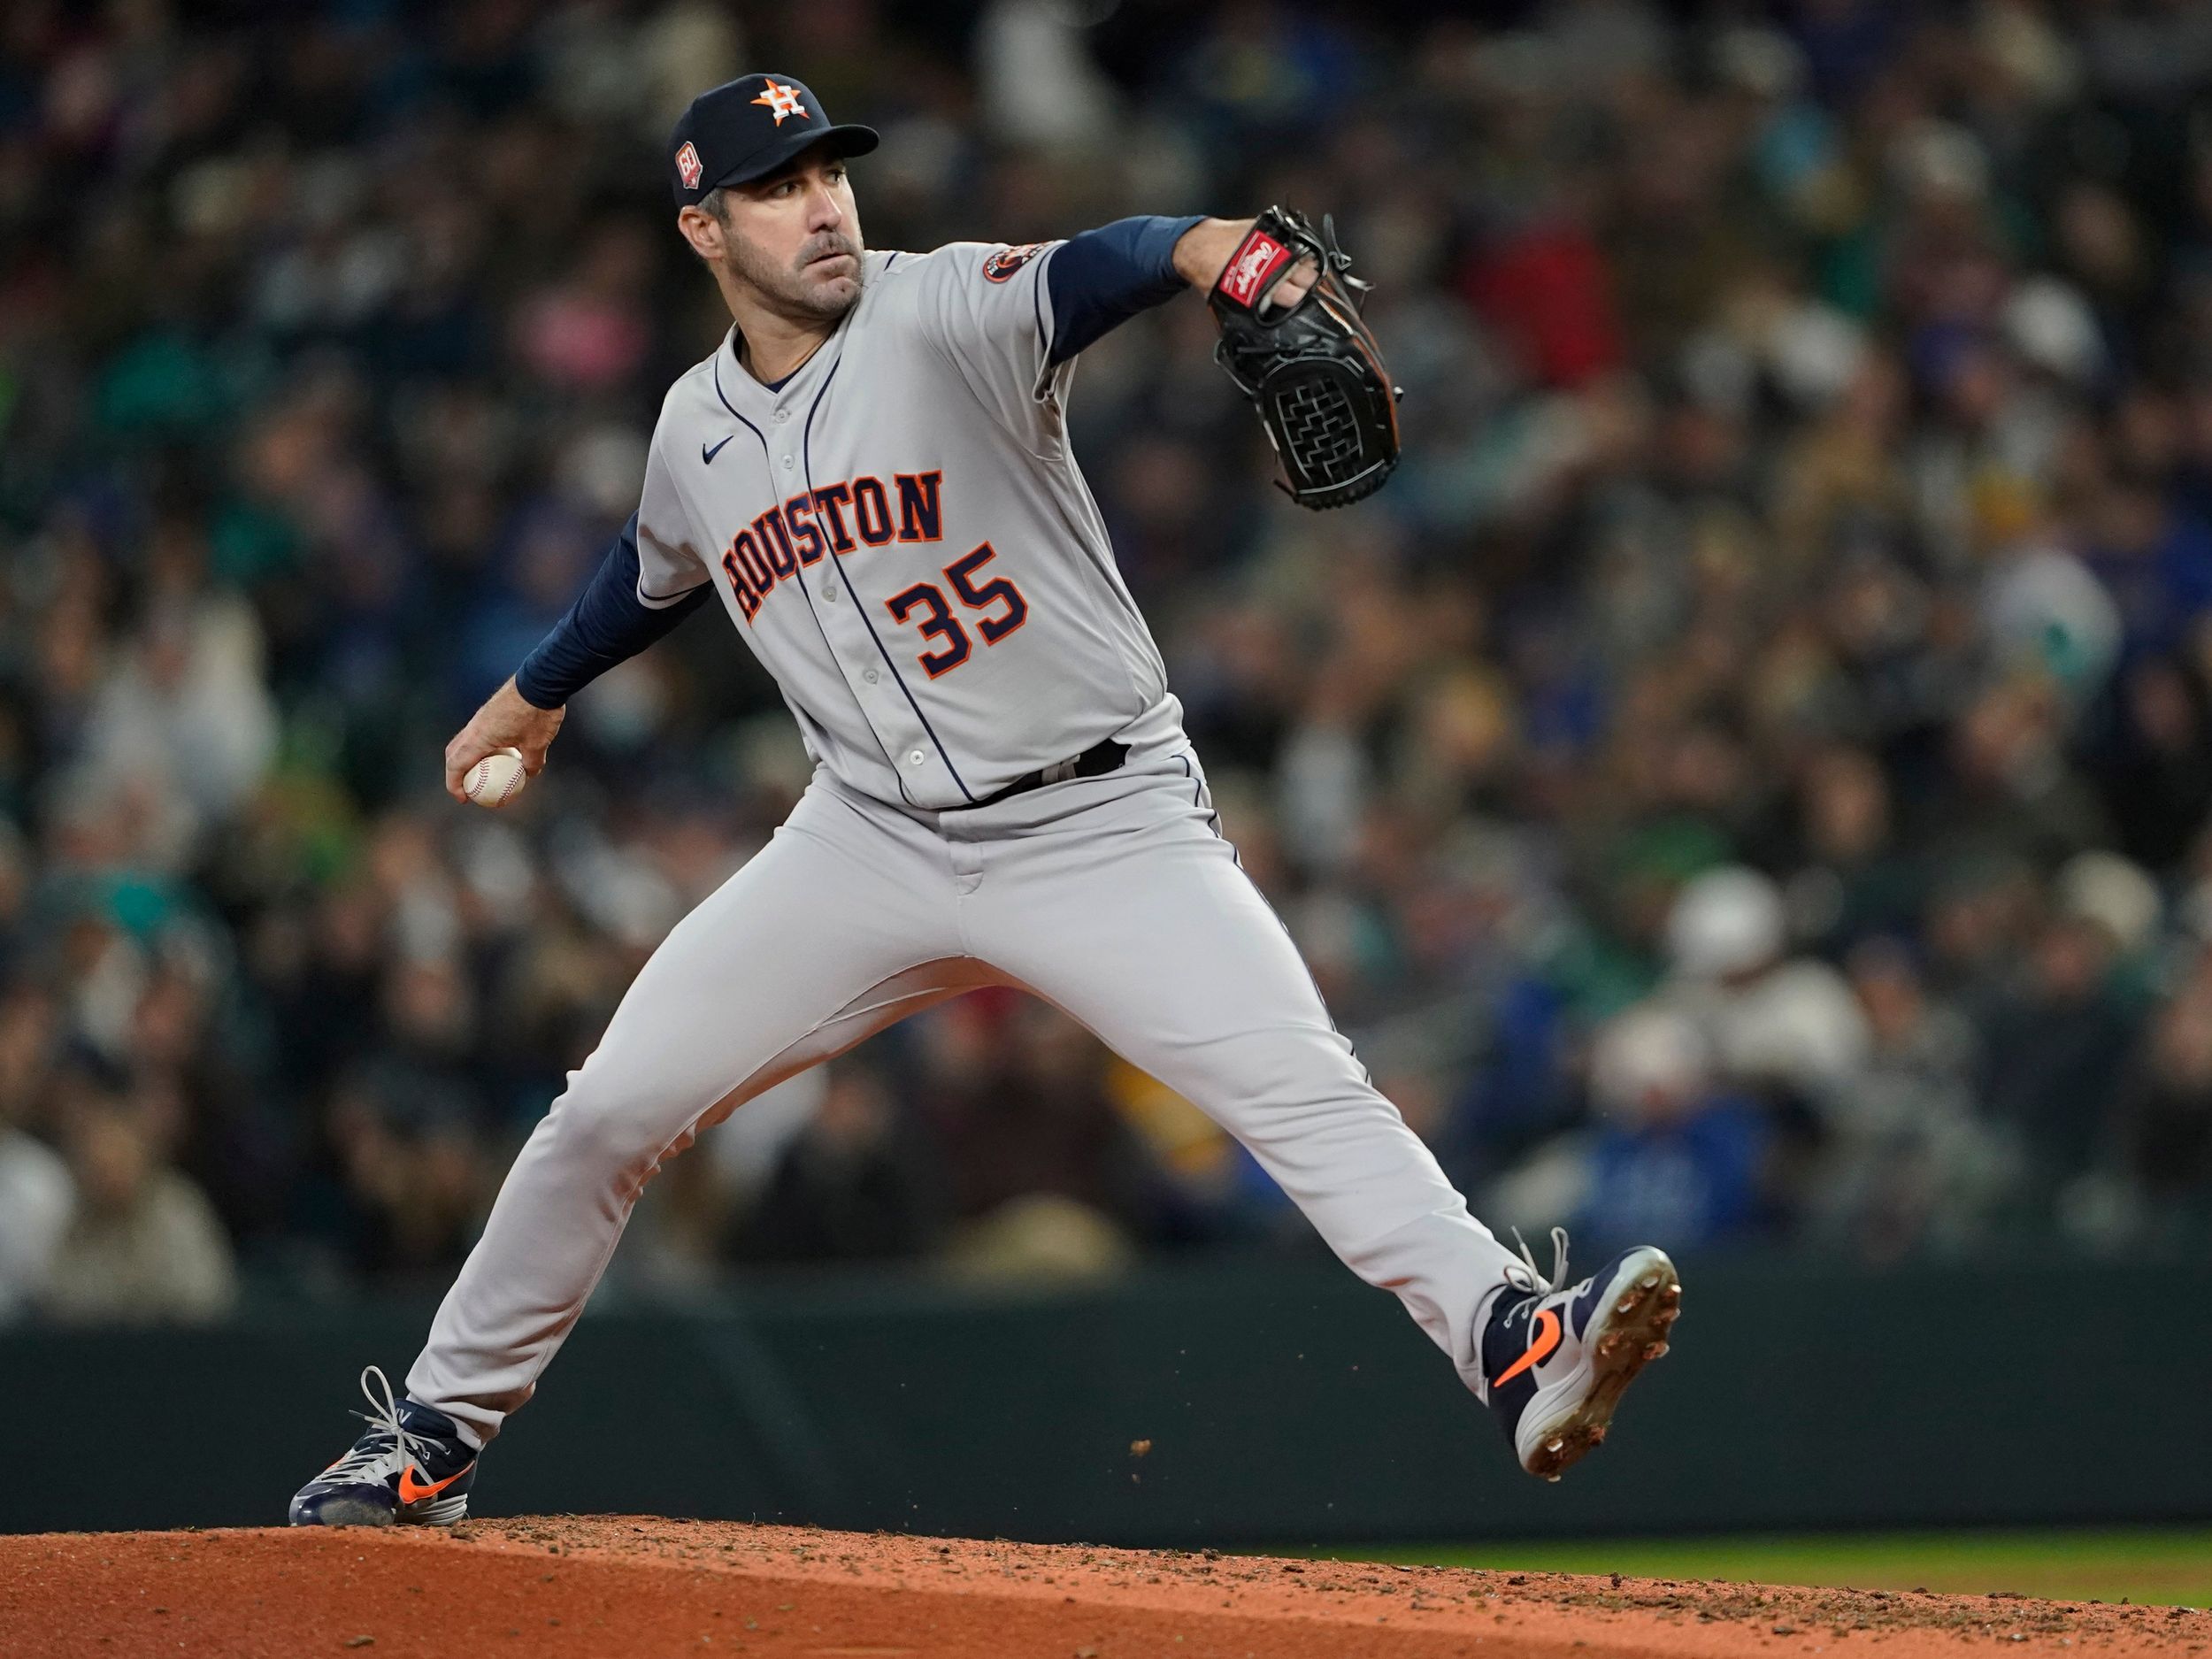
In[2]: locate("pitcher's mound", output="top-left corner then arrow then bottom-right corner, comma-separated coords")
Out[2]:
4,1516 -> 2203,1657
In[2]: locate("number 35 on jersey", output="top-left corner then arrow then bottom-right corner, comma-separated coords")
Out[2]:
718,470 -> 1030,680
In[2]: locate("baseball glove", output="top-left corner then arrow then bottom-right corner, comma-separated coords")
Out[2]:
1208,207 -> 1402,511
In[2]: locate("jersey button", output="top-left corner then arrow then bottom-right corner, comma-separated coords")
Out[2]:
822,584 -> 837,602
907,749 -> 926,767
780,454 -> 794,470
773,409 -> 790,424
864,668 -> 879,684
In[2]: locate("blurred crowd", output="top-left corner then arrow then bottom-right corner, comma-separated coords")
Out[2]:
6,0 -> 2212,1325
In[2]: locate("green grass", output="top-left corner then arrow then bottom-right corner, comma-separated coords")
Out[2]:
1305,1529 -> 2212,1609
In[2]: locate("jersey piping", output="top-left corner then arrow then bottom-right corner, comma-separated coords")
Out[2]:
801,358 -> 978,804
711,354 -> 925,807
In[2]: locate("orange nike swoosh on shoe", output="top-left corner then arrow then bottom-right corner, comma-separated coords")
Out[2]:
1492,1307 -> 1562,1389
396,1462 -> 472,1505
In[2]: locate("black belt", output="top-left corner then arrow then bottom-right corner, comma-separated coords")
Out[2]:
944,738 -> 1128,810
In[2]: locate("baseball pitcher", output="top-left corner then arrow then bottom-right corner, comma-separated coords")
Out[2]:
291,73 -> 1680,1527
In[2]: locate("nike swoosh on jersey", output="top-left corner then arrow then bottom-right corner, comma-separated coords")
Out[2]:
702,434 -> 734,465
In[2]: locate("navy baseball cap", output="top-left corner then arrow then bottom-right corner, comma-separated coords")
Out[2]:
669,73 -> 879,207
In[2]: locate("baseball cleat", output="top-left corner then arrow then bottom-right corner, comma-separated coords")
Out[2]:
289,1365 -> 478,1526
1479,1230 -> 1680,1481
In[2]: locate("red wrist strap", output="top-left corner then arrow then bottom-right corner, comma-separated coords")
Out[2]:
1212,225 -> 1295,314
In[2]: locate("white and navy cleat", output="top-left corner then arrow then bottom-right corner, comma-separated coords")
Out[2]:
289,1365 -> 478,1526
1478,1230 -> 1680,1481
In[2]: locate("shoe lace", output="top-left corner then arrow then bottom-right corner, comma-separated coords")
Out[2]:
331,1364 -> 434,1479
1509,1225 -> 1571,1296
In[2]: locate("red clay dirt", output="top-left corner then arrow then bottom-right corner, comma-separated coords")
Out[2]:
4,1517 -> 2206,1659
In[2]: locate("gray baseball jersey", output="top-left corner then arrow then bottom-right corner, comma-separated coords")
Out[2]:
403,235 -> 1526,1454
634,242 -> 1165,810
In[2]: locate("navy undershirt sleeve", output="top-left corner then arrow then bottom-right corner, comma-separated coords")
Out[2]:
1044,213 -> 1206,366
512,513 -> 711,709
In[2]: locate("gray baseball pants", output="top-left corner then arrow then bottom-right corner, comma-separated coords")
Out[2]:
408,703 -> 1518,1446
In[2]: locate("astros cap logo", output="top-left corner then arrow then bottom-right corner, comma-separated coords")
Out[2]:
752,79 -> 808,125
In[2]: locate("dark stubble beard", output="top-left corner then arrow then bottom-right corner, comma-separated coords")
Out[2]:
721,224 -> 865,322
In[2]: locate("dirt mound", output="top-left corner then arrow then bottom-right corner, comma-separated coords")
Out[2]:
5,1517 -> 2205,1658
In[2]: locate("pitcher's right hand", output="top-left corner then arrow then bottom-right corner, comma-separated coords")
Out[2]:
445,678 -> 565,803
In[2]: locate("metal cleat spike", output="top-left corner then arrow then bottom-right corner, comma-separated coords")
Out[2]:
1617,1294 -> 1638,1313
1546,1438 -> 1564,1453
1644,1341 -> 1669,1360
1640,1274 -> 1660,1288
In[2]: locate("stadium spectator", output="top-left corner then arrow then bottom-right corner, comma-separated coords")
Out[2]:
1979,906 -> 2146,1209
2101,968 -> 2212,1245
918,995 -> 1164,1254
733,1061 -> 943,1267
1811,938 -> 2014,1258
41,1087 -> 235,1325
1658,865 -> 1870,1111
0,1106 -> 73,1324
1488,1004 -> 1775,1254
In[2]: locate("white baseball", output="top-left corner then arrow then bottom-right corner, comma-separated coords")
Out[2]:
464,747 -> 528,809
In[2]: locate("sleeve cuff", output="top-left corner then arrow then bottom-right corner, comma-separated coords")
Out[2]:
637,578 -> 711,611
